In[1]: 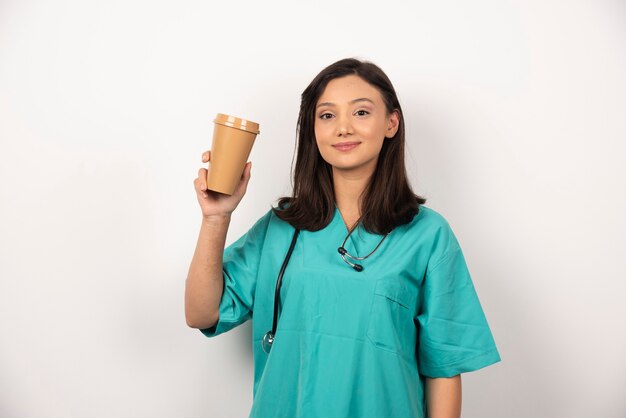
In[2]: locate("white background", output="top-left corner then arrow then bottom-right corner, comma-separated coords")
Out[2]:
1,0 -> 625,417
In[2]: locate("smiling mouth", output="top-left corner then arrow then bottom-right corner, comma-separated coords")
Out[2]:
332,142 -> 361,151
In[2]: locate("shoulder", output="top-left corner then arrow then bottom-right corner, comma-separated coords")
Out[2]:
242,202 -> 302,239
248,205 -> 295,236
401,205 -> 462,262
224,206 -> 289,252
405,205 -> 455,237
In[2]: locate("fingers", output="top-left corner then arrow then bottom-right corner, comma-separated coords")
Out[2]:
230,161 -> 252,198
241,161 -> 252,188
197,151 -> 210,194
241,161 -> 251,181
196,151 -> 251,199
197,167 -> 208,191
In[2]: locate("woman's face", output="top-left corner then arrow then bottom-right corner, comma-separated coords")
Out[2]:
314,74 -> 399,178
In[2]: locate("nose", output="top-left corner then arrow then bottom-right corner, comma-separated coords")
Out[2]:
337,116 -> 354,137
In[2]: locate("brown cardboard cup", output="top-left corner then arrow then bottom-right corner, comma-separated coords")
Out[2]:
206,113 -> 260,195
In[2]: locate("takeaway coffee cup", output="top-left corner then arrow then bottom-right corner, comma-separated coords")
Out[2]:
205,113 -> 260,195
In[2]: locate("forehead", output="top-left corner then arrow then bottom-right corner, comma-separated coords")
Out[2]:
317,75 -> 383,105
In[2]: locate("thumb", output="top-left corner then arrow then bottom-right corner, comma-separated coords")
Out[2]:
235,162 -> 252,195
240,161 -> 252,187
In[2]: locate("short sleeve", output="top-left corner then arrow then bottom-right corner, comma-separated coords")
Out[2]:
200,210 -> 272,338
416,230 -> 501,378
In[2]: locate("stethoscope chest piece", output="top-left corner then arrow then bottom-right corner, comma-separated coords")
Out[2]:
262,331 -> 274,354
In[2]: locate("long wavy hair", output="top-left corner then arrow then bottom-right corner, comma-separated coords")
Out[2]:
272,57 -> 426,234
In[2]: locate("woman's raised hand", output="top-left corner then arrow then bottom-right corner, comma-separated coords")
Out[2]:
194,150 -> 252,219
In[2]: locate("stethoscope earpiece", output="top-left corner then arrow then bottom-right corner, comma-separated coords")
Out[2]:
338,247 -> 365,271
337,225 -> 390,273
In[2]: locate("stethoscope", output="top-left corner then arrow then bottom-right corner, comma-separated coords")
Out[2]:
261,224 -> 391,354
261,228 -> 300,354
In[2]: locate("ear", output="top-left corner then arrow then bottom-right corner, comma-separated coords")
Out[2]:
385,110 -> 400,138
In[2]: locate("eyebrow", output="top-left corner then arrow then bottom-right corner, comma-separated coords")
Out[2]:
316,97 -> 375,108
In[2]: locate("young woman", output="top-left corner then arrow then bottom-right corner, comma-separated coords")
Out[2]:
185,58 -> 501,417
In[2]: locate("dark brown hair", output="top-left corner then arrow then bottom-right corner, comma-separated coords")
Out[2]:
272,57 -> 426,234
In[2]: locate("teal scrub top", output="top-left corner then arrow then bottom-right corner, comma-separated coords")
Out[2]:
201,204 -> 501,417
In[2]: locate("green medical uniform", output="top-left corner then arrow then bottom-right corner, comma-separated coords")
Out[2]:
201,204 -> 501,417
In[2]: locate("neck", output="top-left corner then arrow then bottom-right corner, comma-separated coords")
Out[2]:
332,166 -> 373,227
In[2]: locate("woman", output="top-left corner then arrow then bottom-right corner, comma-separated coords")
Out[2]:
185,57 -> 501,417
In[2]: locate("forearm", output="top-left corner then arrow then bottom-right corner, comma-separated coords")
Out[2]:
184,214 -> 231,329
425,375 -> 462,418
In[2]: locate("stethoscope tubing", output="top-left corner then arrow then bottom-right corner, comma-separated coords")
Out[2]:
269,228 -> 300,339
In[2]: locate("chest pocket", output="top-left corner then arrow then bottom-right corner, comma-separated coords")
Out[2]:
366,279 -> 417,359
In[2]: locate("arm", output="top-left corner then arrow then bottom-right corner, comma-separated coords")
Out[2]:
184,214 -> 231,329
425,375 -> 462,418
185,151 -> 252,329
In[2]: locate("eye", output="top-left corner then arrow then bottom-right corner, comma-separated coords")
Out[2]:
355,109 -> 370,116
319,113 -> 334,120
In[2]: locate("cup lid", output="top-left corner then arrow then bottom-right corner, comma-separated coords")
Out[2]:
213,113 -> 260,134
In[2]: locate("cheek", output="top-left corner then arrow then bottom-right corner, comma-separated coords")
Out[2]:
314,123 -> 333,143
365,120 -> 388,140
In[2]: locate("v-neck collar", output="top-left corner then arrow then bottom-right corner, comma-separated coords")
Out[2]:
333,203 -> 359,236
332,203 -> 385,242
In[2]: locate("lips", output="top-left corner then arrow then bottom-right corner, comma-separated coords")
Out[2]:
332,141 -> 361,151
